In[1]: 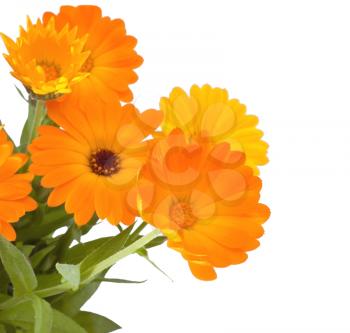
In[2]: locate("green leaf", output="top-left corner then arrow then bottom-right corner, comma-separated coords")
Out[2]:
54,224 -> 81,262
0,236 -> 37,296
96,278 -> 146,284
0,324 -> 6,333
36,272 -> 63,292
31,295 -> 53,333
14,85 -> 28,102
137,248 -> 173,282
0,300 -> 86,333
124,222 -> 147,246
30,244 -> 56,269
35,273 -> 70,299
74,311 -> 120,333
16,243 -> 35,257
52,309 -> 87,333
80,229 -> 160,284
56,264 -> 80,291
51,281 -> 101,317
145,236 -> 167,249
0,265 -> 9,294
0,294 -> 9,303
80,226 -> 133,281
2,325 -> 15,333
0,295 -> 31,311
62,237 -> 113,264
0,300 -> 33,331
35,230 -> 160,299
16,208 -> 72,242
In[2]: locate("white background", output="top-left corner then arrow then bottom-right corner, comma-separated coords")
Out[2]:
1,0 -> 350,332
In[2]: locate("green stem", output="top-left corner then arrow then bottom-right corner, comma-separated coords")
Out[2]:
81,229 -> 161,284
27,99 -> 46,145
126,221 -> 147,245
19,99 -> 46,153
35,229 -> 161,298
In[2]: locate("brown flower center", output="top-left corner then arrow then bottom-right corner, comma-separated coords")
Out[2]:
81,56 -> 94,73
89,149 -> 120,176
38,61 -> 61,81
169,202 -> 197,228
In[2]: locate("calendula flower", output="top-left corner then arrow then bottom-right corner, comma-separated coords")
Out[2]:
1,17 -> 89,98
43,5 -> 143,110
29,100 -> 162,226
0,128 -> 37,241
138,129 -> 270,280
160,84 -> 269,174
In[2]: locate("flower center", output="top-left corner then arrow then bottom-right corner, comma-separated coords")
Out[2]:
169,202 -> 197,228
81,56 -> 94,73
38,61 -> 61,81
89,149 -> 120,176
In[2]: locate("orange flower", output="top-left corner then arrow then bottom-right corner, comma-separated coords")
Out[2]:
29,100 -> 162,226
138,129 -> 270,280
160,84 -> 269,174
0,128 -> 37,241
43,5 -> 143,110
1,17 -> 89,98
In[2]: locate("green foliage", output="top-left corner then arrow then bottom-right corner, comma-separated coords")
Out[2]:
74,311 -> 121,332
56,264 -> 80,291
0,300 -> 87,333
31,295 -> 53,333
79,226 -> 133,282
145,236 -> 167,249
0,219 -> 163,332
0,236 -> 37,296
51,281 -> 102,317
0,85 -> 168,333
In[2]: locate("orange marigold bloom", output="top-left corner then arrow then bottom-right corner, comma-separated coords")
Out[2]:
160,84 -> 269,174
29,100 -> 162,226
0,129 -> 37,241
43,5 -> 143,110
1,17 -> 89,97
138,129 -> 270,280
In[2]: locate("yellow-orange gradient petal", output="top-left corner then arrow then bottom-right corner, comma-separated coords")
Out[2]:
43,5 -> 143,111
29,101 -> 162,227
138,129 -> 270,281
1,16 -> 89,97
0,129 -> 37,241
160,84 -> 269,174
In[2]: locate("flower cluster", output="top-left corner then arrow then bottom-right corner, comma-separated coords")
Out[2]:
1,5 -> 269,283
139,86 -> 270,280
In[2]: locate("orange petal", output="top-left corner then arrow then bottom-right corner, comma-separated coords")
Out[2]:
0,220 -> 16,241
188,261 -> 217,281
41,164 -> 89,188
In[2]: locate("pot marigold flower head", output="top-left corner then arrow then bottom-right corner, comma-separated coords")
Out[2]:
137,129 -> 270,280
160,84 -> 269,174
0,128 -> 37,241
1,17 -> 90,98
29,100 -> 162,226
43,5 -> 143,110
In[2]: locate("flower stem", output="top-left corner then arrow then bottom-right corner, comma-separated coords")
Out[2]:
19,98 -> 46,153
35,229 -> 161,298
81,229 -> 161,284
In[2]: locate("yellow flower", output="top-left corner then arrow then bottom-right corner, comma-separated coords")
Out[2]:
43,5 -> 143,108
160,84 -> 269,174
138,129 -> 270,280
1,17 -> 90,98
